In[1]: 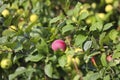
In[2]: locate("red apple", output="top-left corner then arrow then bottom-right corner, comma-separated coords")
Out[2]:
51,39 -> 66,51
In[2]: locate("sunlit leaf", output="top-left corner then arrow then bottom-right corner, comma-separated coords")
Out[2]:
44,63 -> 53,78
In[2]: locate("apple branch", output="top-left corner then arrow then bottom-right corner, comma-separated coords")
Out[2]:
72,59 -> 83,80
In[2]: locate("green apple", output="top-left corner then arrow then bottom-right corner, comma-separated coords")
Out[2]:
97,13 -> 105,20
2,9 -> 10,17
91,3 -> 96,9
105,5 -> 113,12
105,0 -> 113,4
30,14 -> 38,23
17,9 -> 24,15
0,58 -> 12,69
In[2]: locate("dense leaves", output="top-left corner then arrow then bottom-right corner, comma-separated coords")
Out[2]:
0,0 -> 120,80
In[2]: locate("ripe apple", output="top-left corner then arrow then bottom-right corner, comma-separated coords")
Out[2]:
51,39 -> 66,51
30,14 -> 38,23
0,58 -> 12,69
105,5 -> 113,12
2,9 -> 10,17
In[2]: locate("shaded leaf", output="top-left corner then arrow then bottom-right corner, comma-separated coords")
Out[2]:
83,72 -> 101,80
25,54 -> 43,62
62,24 -> 75,34
58,55 -> 67,67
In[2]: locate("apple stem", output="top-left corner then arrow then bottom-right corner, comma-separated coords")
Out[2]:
72,60 -> 83,80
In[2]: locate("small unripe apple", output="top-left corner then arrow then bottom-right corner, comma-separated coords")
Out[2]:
97,13 -> 105,20
105,0 -> 113,4
106,55 -> 112,62
72,16 -> 77,22
30,14 -> 38,23
17,9 -> 24,15
51,39 -> 66,51
2,9 -> 10,17
91,3 -> 96,9
0,58 -> 12,69
105,5 -> 113,12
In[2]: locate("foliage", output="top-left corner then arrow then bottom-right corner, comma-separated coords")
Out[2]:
0,0 -> 120,80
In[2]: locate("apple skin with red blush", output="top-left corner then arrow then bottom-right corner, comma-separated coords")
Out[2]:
51,39 -> 66,51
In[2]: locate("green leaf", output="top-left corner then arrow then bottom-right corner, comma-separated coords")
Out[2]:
13,53 -> 24,63
113,52 -> 120,59
116,44 -> 120,52
58,55 -> 67,67
100,53 -> 107,66
99,32 -> 106,46
79,11 -> 89,20
25,54 -> 44,62
75,34 -> 87,47
9,67 -> 27,80
36,38 -> 49,54
103,23 -> 113,31
0,36 -> 8,44
73,2 -> 82,16
73,74 -> 80,80
83,41 -> 92,51
109,29 -> 118,42
2,29 -> 15,36
9,67 -> 36,80
50,15 -> 63,24
83,72 -> 101,80
62,25 -> 75,34
103,75 -> 110,80
91,36 -> 99,49
90,22 -> 103,31
44,63 -> 53,78
14,42 -> 23,52
0,4 -> 7,13
4,16 -> 13,26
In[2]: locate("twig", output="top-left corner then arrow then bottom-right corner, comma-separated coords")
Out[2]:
72,59 -> 83,80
